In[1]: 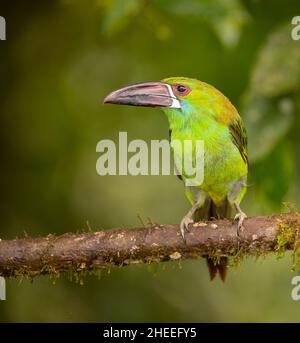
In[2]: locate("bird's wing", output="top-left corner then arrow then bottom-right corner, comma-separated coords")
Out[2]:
229,116 -> 249,170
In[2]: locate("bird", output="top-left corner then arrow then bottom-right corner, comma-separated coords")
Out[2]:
104,77 -> 248,281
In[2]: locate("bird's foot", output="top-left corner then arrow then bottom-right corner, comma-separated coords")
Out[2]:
180,215 -> 194,241
233,211 -> 247,236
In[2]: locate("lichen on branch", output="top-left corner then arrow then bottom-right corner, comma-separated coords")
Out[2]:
0,213 -> 300,279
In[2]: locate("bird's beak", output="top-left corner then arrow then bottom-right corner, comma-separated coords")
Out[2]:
103,82 -> 181,109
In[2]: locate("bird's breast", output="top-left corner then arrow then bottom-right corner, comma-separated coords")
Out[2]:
170,126 -> 247,196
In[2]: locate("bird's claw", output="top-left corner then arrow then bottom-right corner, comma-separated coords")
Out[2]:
233,211 -> 247,237
180,216 -> 194,241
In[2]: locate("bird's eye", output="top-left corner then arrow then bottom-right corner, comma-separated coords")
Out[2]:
172,83 -> 191,96
177,85 -> 186,93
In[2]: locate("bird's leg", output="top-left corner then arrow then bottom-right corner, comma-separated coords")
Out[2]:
227,177 -> 247,237
180,196 -> 202,241
233,202 -> 247,236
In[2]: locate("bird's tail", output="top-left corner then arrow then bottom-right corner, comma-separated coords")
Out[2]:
193,198 -> 231,282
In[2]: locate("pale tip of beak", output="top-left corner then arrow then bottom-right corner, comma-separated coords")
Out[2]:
103,94 -> 113,104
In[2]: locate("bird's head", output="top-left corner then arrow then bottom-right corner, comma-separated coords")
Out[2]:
104,77 -> 235,125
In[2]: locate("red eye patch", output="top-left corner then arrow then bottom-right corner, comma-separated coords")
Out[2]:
172,83 -> 191,96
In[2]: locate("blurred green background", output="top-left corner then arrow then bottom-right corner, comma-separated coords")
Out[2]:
1,0 -> 300,322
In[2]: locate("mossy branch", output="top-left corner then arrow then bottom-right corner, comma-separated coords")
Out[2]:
0,213 -> 300,278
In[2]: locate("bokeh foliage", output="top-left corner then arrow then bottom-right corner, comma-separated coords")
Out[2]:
0,0 -> 300,322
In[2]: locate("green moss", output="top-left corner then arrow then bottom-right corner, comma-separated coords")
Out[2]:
275,223 -> 295,257
274,216 -> 300,271
231,245 -> 247,268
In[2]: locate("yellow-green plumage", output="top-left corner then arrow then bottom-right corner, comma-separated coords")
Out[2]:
162,77 -> 248,209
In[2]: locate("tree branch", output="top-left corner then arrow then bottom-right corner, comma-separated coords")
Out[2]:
0,213 -> 299,278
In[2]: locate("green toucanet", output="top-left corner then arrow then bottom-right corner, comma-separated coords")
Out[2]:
104,77 -> 248,281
